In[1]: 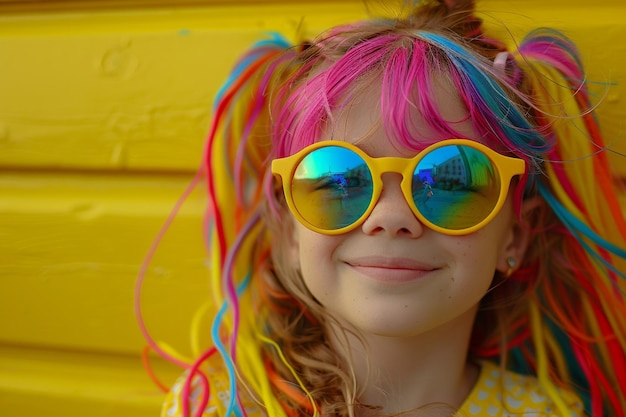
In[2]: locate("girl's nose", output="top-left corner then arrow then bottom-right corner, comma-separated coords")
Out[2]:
360,173 -> 425,238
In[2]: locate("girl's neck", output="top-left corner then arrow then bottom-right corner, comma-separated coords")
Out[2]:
331,306 -> 480,416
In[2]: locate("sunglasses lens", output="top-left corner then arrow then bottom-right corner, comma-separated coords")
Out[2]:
413,144 -> 502,231
291,146 -> 373,231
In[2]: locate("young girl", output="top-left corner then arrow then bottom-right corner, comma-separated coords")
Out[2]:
138,0 -> 626,415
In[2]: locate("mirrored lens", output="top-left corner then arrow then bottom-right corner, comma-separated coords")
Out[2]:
413,145 -> 501,230
291,146 -> 374,230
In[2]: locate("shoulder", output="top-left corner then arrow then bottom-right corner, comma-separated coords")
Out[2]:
459,361 -> 584,416
161,355 -> 266,417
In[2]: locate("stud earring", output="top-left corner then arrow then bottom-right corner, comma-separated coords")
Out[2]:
505,257 -> 516,278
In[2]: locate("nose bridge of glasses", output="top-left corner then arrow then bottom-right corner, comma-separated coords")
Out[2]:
370,156 -> 418,178
368,157 -> 418,213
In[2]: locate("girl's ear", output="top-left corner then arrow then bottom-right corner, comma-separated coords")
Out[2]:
496,196 -> 542,275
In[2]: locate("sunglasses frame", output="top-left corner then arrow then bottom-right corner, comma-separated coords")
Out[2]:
271,138 -> 526,236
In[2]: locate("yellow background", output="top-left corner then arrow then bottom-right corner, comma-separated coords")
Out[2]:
0,0 -> 624,415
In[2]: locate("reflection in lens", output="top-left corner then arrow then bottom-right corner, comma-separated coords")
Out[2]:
413,145 -> 500,230
291,147 -> 373,230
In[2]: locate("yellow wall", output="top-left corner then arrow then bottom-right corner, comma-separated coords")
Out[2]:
0,1 -> 624,415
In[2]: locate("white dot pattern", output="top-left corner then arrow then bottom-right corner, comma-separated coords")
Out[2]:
457,361 -> 584,416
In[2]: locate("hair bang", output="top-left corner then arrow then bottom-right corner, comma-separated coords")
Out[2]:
275,30 -> 545,158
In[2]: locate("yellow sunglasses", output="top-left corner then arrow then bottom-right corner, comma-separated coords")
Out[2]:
271,139 -> 526,235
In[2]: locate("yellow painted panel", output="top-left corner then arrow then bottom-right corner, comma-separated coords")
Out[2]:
0,0 -> 342,14
0,171 -> 213,356
0,1 -> 624,173
0,344 -> 180,416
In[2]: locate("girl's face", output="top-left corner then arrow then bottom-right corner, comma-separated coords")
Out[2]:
289,85 -> 524,339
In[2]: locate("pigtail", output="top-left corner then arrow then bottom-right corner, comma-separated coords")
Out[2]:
163,34 -> 310,417
511,29 -> 626,416
200,34 -> 348,417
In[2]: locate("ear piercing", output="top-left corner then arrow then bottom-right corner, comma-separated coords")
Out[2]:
505,256 -> 516,278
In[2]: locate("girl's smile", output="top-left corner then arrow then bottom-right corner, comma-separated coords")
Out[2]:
344,255 -> 440,283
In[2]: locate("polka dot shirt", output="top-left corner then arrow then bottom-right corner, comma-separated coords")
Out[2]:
162,360 -> 584,416
457,361 -> 584,416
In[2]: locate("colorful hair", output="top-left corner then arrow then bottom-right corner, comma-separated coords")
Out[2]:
137,1 -> 626,416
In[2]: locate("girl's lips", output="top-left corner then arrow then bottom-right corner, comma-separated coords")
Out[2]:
345,257 -> 438,283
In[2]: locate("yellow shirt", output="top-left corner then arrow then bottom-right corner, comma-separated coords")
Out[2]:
162,360 -> 584,416
457,361 -> 584,416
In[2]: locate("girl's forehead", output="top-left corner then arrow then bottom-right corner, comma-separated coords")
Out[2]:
320,80 -> 477,156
